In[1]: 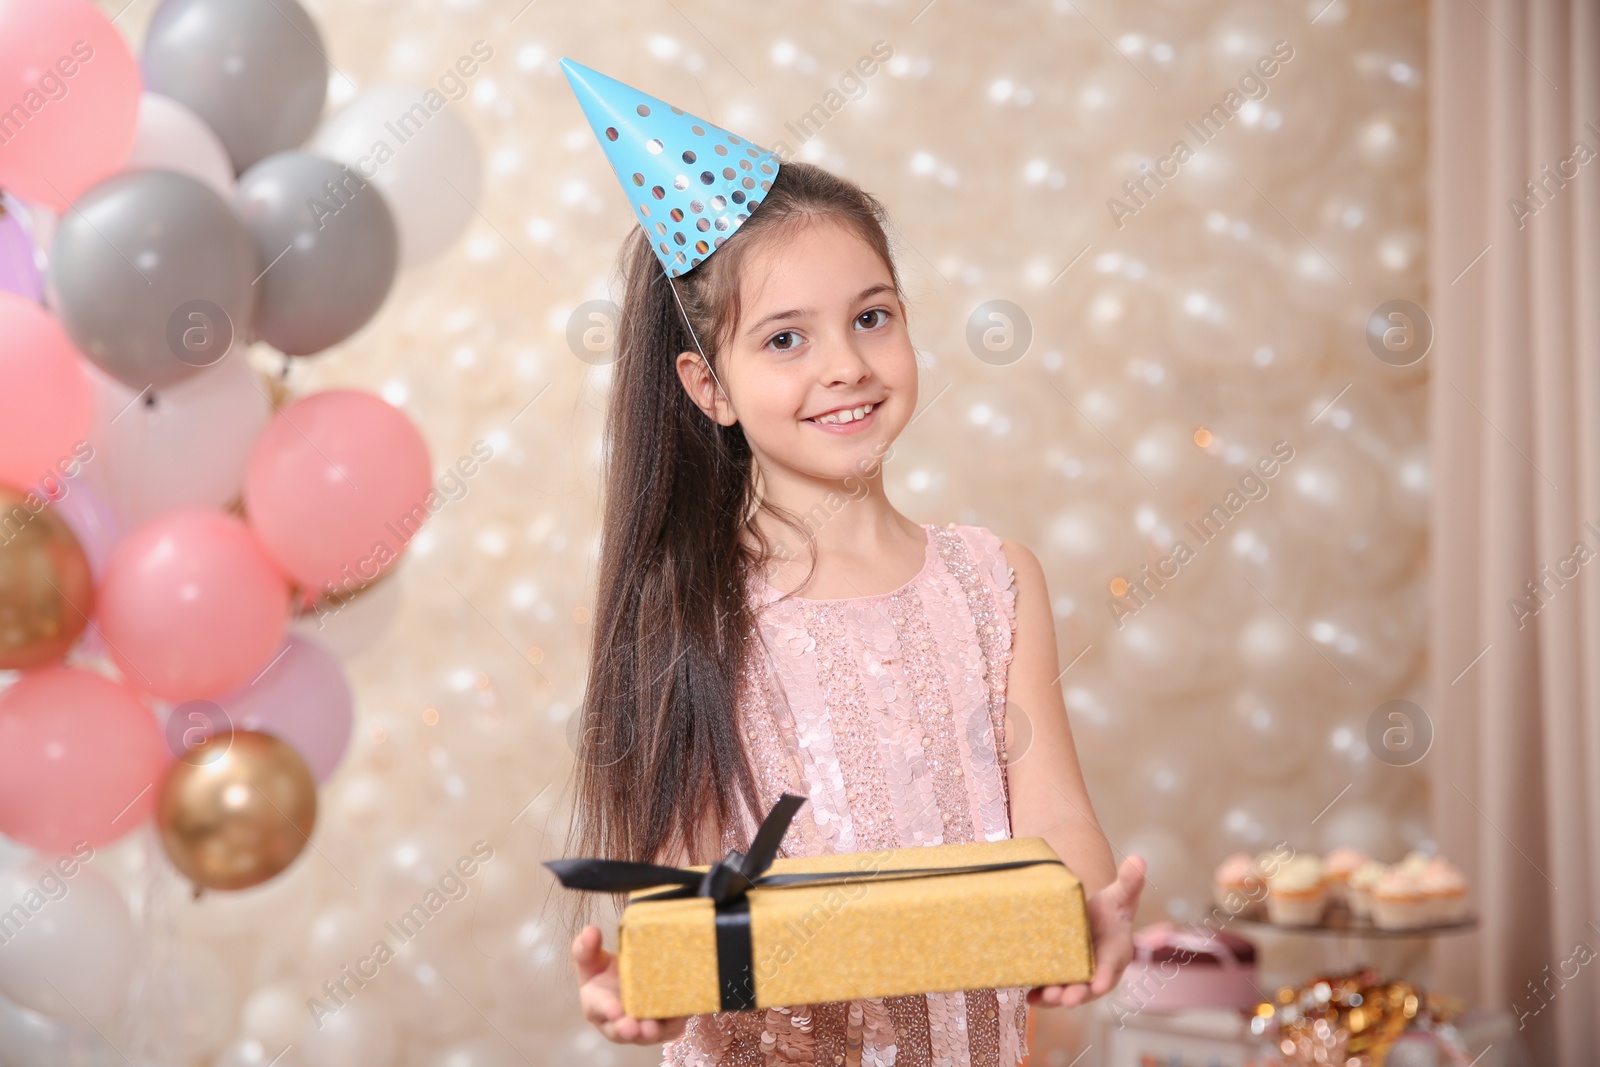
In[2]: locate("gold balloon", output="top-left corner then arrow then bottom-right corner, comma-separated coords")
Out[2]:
0,482 -> 95,670
156,729 -> 319,891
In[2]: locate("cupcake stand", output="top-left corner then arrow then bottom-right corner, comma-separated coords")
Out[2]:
1091,911 -> 1508,1066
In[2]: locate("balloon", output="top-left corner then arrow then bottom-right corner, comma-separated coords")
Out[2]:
141,0 -> 329,174
244,390 -> 432,593
164,940 -> 239,1060
1119,827 -> 1194,923
50,170 -> 258,392
0,665 -> 166,851
302,902 -> 381,976
0,193 -> 43,301
0,294 -> 95,491
288,562 -> 405,659
97,509 -> 290,702
1223,687 -> 1317,779
299,993 -> 398,1067
420,1037 -> 528,1067
1278,442 -> 1383,548
1317,800 -> 1405,861
311,84 -> 484,267
235,152 -> 400,355
0,989 -> 126,1067
1108,603 -> 1219,699
81,354 -> 271,528
156,729 -> 317,890
217,1038 -> 310,1067
0,861 -> 134,1025
125,92 -> 236,198
240,981 -> 309,1051
0,0 -> 141,209
213,633 -> 354,782
388,939 -> 477,1039
36,477 -> 118,582
0,482 -> 94,669
1304,596 -> 1423,697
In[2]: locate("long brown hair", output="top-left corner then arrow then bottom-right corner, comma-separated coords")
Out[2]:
566,161 -> 904,900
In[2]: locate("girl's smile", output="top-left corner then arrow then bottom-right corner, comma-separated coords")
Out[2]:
804,399 -> 881,433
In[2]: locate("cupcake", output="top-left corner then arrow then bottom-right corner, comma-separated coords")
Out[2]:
1265,855 -> 1326,926
1347,860 -> 1387,920
1213,852 -> 1262,909
1419,858 -> 1469,923
1370,867 -> 1430,929
1321,846 -> 1370,909
1395,850 -> 1433,878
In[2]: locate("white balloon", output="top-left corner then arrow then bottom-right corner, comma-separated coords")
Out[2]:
1278,442 -> 1383,548
78,352 -> 271,530
1317,801 -> 1404,860
289,566 -> 405,661
165,940 -> 239,1061
216,1037 -> 310,1067
0,861 -> 135,1025
1225,687 -> 1317,778
1304,596 -> 1422,696
311,85 -> 484,267
388,939 -> 477,1040
0,991 -> 123,1067
303,903 -> 385,979
299,994 -> 398,1067
126,93 -> 236,198
240,981 -> 310,1050
420,1035 -> 529,1067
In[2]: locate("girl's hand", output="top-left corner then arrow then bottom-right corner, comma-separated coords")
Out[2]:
571,924 -> 689,1044
1027,855 -> 1146,1010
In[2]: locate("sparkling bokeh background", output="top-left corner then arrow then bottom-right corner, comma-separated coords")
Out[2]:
0,0 -> 1431,1063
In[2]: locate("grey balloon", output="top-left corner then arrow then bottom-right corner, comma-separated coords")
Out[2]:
235,151 -> 399,356
51,169 -> 260,392
142,0 -> 329,174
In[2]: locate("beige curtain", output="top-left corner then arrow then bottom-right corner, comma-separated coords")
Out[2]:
1431,0 -> 1600,1064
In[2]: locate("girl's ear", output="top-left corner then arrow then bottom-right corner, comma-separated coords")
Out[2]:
674,350 -> 737,426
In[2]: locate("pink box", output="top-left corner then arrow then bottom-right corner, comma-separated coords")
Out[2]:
1112,922 -> 1262,1014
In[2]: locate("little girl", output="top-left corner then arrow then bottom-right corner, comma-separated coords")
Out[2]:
559,60 -> 1144,1067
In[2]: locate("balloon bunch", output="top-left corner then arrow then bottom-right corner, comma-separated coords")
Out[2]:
0,0 -> 461,915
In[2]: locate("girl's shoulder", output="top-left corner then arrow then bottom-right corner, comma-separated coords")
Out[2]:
931,521 -> 1034,578
928,522 -> 1028,603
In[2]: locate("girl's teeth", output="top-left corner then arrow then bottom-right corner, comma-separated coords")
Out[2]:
815,403 -> 874,425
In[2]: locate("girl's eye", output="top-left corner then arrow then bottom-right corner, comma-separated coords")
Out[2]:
768,330 -> 798,351
856,307 -> 890,329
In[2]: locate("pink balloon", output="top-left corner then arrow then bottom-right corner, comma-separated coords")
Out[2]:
97,509 -> 291,702
0,665 -> 167,851
0,0 -> 141,210
211,633 -> 353,782
244,390 -> 433,594
0,294 -> 94,490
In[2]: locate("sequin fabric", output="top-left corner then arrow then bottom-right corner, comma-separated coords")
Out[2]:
662,523 -> 1027,1067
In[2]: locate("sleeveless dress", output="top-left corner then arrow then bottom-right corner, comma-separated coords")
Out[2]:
662,523 -> 1030,1067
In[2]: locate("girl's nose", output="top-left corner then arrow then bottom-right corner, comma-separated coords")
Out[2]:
819,338 -> 872,386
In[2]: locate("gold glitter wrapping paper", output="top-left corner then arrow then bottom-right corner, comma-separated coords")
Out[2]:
618,836 -> 1091,1019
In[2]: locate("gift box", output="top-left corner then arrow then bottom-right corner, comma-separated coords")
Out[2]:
1114,922 -> 1260,1013
546,793 -> 1094,1019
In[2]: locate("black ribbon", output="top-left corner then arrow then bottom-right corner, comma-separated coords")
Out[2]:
545,792 -> 1067,1012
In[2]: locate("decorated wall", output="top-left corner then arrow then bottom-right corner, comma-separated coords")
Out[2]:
0,0 -> 1429,1063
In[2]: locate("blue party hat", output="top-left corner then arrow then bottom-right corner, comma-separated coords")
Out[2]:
561,58 -> 781,277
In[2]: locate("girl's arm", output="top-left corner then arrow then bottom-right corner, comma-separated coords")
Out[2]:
1000,538 -> 1145,1007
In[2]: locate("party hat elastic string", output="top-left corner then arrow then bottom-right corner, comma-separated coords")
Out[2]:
664,272 -> 734,413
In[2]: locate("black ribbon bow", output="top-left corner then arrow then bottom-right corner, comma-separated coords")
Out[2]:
545,793 -> 1068,1012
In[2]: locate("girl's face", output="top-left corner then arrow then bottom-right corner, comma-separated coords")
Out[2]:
677,217 -> 917,486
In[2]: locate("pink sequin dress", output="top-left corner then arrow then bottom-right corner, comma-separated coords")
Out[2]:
663,523 -> 1030,1067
